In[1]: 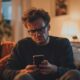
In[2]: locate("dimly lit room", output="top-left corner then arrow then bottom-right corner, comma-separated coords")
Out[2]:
0,0 -> 80,80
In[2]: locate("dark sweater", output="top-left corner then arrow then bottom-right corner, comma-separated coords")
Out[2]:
3,36 -> 76,80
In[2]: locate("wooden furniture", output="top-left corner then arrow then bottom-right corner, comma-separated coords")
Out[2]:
0,41 -> 15,58
0,41 -> 15,80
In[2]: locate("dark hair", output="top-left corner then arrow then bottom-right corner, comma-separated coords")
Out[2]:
22,8 -> 50,25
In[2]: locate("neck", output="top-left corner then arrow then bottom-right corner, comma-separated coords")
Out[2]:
38,36 -> 50,46
45,36 -> 50,45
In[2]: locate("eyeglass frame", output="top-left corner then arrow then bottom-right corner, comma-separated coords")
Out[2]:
27,24 -> 48,35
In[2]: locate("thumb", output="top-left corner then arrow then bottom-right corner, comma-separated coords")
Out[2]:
41,60 -> 48,64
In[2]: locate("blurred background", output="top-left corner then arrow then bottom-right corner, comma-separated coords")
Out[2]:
0,0 -> 80,42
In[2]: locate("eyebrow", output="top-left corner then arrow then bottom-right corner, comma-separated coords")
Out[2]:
27,23 -> 48,33
28,27 -> 45,33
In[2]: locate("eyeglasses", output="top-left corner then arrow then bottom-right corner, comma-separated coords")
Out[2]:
27,24 -> 48,35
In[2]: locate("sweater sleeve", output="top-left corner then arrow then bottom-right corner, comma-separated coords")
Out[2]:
56,39 -> 76,78
3,42 -> 25,80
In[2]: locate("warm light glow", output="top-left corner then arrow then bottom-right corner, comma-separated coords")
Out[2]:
70,12 -> 80,20
61,21 -> 79,41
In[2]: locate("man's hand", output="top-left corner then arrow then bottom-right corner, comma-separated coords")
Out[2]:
39,60 -> 58,75
19,65 -> 38,74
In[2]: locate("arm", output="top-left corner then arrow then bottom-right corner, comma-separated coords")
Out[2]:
39,39 -> 76,78
3,42 -> 25,80
56,39 -> 76,77
3,40 -> 38,80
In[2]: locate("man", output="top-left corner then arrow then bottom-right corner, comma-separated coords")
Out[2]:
3,8 -> 75,80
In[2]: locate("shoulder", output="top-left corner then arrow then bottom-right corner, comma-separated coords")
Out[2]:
15,37 -> 33,48
17,37 -> 32,45
50,36 -> 71,46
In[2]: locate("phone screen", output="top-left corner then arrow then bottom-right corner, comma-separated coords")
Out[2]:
33,55 -> 45,66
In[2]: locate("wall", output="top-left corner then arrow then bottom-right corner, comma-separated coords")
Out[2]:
30,0 -> 80,41
53,0 -> 80,41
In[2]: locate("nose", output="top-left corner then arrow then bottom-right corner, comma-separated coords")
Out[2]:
35,31 -> 41,37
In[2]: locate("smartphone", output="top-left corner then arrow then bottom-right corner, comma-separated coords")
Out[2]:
33,55 -> 45,66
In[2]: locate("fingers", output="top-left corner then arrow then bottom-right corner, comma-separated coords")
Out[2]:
39,67 -> 51,75
41,60 -> 48,64
25,65 -> 39,73
26,65 -> 37,70
39,60 -> 48,68
39,60 -> 49,75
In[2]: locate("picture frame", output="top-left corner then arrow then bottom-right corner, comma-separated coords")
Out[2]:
55,0 -> 68,16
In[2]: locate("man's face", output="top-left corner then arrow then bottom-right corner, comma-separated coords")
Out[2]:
25,18 -> 50,45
